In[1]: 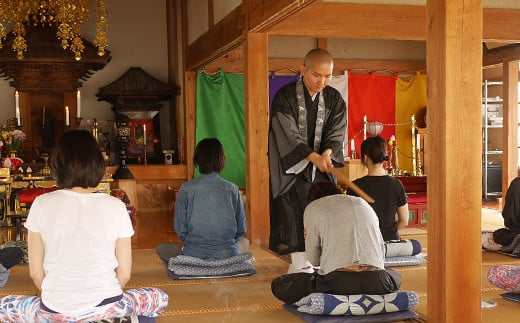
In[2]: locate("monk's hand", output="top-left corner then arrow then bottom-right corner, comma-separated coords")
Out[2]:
322,149 -> 333,168
308,152 -> 333,173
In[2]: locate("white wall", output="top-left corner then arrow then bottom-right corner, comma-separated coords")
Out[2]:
268,36 -> 426,61
214,0 -> 241,22
187,0 -> 209,44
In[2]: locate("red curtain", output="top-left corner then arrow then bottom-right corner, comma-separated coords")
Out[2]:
347,72 -> 396,154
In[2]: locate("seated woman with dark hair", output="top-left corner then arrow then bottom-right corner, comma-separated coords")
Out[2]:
271,181 -> 401,305
156,137 -> 249,262
0,130 -> 168,322
347,136 -> 408,241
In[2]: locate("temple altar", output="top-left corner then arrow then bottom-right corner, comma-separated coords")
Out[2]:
106,165 -> 187,213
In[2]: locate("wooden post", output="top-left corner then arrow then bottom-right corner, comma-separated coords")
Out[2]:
502,61 -> 519,196
183,71 -> 197,179
426,1 -> 482,322
245,33 -> 270,247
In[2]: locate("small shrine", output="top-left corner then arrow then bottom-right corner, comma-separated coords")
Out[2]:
96,67 -> 178,165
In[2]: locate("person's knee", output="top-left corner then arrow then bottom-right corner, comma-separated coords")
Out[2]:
271,275 -> 293,302
385,269 -> 402,291
155,243 -> 178,262
271,273 -> 312,304
0,247 -> 24,269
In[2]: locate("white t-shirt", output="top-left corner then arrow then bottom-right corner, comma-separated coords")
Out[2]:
304,194 -> 386,275
24,189 -> 134,315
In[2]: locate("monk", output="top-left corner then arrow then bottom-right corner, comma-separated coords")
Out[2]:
268,48 -> 347,273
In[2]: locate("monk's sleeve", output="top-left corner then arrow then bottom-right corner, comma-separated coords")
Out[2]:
503,177 -> 520,230
270,89 -> 314,173
321,88 -> 347,167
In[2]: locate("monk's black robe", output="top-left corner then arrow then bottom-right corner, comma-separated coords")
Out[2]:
494,177 -> 520,245
268,81 -> 347,255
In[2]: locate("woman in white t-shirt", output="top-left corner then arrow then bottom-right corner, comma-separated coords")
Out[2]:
0,130 -> 168,322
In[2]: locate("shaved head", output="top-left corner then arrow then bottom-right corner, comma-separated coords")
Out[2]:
304,48 -> 333,69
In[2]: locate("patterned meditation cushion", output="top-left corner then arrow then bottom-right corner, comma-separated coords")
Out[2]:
166,252 -> 256,279
384,256 -> 426,267
384,240 -> 425,267
488,265 -> 520,293
385,239 -> 421,257
294,291 -> 419,316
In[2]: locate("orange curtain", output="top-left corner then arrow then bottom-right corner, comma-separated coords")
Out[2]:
395,73 -> 427,173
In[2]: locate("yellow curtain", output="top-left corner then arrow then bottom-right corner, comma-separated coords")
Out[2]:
395,72 -> 427,174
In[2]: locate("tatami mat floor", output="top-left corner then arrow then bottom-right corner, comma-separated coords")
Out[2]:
1,204 -> 519,322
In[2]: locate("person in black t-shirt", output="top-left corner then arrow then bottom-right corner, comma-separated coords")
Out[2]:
347,136 -> 408,241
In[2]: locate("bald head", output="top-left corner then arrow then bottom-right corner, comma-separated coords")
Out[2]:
304,48 -> 333,69
302,48 -> 334,96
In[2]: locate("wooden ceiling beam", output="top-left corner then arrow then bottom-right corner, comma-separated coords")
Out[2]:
267,3 -> 427,40
184,0 -> 317,71
202,57 -> 425,75
266,3 -> 520,42
184,5 -> 244,71
246,0 -> 317,32
483,43 -> 520,66
185,2 -> 520,72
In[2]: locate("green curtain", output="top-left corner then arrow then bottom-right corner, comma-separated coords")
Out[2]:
195,70 -> 245,187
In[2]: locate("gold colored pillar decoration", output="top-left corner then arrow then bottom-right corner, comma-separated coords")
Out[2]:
416,146 -> 423,176
411,114 -> 417,176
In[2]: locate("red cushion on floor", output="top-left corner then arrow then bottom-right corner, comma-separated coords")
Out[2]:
407,193 -> 427,204
19,187 -> 59,203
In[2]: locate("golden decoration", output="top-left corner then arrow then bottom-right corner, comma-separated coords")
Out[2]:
0,0 -> 108,61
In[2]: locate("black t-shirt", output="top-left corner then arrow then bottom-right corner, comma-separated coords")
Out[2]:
347,175 -> 408,241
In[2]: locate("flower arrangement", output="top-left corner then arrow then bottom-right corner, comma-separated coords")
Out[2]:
0,128 -> 26,154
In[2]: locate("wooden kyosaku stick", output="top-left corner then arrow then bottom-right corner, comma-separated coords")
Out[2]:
330,168 -> 375,204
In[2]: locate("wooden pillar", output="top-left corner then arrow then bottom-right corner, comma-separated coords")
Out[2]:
183,71 -> 197,179
245,33 -> 270,247
317,38 -> 328,49
502,61 -> 519,196
426,1 -> 482,322
166,0 -> 180,147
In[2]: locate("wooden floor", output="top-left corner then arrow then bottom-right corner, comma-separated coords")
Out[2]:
132,210 -> 178,249
133,198 -> 501,249
0,198 -> 509,323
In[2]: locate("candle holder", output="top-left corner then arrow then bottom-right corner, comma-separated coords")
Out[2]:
7,117 -> 22,130
92,118 -> 99,143
41,154 -> 52,177
143,146 -> 148,165
113,113 -> 134,179
393,143 -> 400,174
75,117 -> 83,129
351,149 -> 357,160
